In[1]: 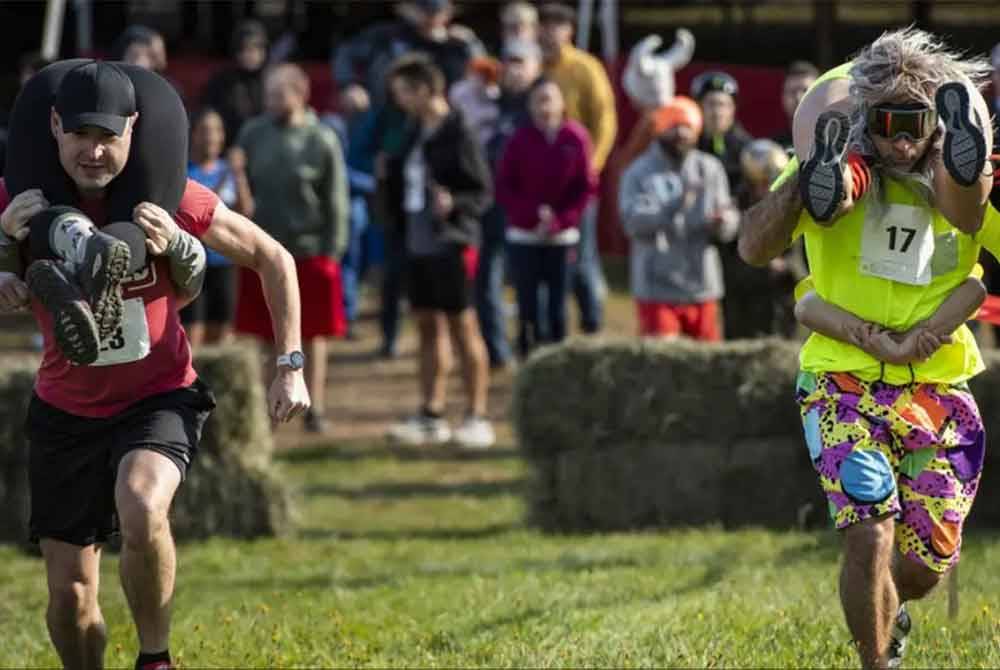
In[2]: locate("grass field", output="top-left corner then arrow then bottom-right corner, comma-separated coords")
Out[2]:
2,440 -> 1000,668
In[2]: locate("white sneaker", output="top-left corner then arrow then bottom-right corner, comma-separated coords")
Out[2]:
387,414 -> 451,446
453,416 -> 496,449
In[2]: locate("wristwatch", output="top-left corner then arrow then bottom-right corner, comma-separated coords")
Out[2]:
276,350 -> 306,371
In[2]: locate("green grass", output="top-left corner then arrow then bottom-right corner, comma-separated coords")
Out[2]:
2,441 -> 1000,668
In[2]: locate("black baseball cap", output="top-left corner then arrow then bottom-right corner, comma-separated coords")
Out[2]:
54,61 -> 137,136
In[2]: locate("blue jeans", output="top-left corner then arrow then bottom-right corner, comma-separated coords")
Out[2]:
474,204 -> 512,366
508,242 -> 571,357
571,199 -> 605,333
341,194 -> 370,324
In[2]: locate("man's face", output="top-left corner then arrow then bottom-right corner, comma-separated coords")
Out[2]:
782,73 -> 815,121
123,42 -> 154,70
867,98 -> 936,172
502,56 -> 540,93
869,133 -> 932,173
265,72 -> 307,120
503,19 -> 537,44
150,35 -> 167,72
236,38 -> 267,72
539,21 -> 572,56
389,77 -> 429,116
660,124 -> 697,156
50,111 -> 135,193
700,91 -> 736,136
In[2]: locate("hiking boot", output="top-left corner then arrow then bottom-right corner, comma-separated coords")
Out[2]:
887,604 -> 912,669
77,230 -> 131,342
936,82 -> 987,187
25,260 -> 100,366
800,110 -> 851,222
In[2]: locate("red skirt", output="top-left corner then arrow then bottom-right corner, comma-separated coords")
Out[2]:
235,256 -> 347,342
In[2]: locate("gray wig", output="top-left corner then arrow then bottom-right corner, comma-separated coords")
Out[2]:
847,27 -> 992,200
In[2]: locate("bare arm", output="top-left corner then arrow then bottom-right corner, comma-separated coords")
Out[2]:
200,203 -> 310,422
737,171 -> 804,267
793,290 -> 867,345
795,278 -> 986,364
202,204 -> 301,355
921,276 -> 987,338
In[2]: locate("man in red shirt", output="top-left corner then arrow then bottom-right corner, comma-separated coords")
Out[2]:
0,62 -> 309,670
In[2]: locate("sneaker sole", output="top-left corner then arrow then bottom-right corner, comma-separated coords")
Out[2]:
800,110 -> 850,222
85,237 -> 131,342
936,82 -> 987,187
387,430 -> 452,446
26,261 -> 100,366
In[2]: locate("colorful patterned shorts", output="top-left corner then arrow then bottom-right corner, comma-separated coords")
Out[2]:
796,371 -> 986,573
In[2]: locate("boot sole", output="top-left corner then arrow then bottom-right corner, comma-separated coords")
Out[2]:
800,110 -> 850,222
936,82 -> 987,187
26,260 -> 100,366
83,237 -> 131,342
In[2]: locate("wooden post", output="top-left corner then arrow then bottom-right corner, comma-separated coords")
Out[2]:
948,564 -> 960,620
814,0 -> 835,70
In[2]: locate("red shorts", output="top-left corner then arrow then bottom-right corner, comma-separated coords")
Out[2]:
636,300 -> 720,342
235,256 -> 347,342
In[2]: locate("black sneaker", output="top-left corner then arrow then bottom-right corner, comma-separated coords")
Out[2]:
25,260 -> 100,366
77,231 -> 131,342
800,110 -> 851,222
887,604 -> 912,668
936,82 -> 987,188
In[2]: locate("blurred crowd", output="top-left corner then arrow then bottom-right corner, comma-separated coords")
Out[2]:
4,0 -> 1000,446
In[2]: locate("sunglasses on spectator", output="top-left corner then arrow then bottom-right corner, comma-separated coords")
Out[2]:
867,103 -> 938,142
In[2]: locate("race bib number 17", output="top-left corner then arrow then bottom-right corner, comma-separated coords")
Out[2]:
859,204 -> 935,286
91,297 -> 151,367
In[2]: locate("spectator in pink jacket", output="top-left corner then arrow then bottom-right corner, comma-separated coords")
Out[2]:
495,78 -> 596,356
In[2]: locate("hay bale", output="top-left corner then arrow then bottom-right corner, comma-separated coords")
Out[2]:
513,337 -> 802,461
0,345 -> 292,545
172,345 -> 294,540
0,361 -> 38,545
514,337 -> 1000,532
721,438 -> 825,529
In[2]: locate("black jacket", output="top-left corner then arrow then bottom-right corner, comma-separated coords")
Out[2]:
380,109 -> 492,248
698,122 -> 753,198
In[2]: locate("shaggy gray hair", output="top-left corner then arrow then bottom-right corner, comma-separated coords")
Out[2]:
846,27 -> 992,201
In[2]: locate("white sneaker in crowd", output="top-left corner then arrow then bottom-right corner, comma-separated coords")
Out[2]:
387,413 -> 452,446
453,415 -> 496,449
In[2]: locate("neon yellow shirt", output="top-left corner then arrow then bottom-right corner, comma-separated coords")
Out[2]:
777,154 -> 1000,384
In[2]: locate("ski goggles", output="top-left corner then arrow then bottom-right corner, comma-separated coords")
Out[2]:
867,103 -> 938,142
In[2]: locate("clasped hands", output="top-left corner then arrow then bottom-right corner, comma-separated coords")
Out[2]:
846,321 -> 950,366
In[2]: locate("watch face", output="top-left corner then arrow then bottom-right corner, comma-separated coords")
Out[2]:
290,351 -> 305,369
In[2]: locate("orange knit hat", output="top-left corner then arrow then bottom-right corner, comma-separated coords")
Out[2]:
651,95 -> 703,136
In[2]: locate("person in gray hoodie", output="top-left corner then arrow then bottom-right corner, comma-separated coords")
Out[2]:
619,95 -> 739,340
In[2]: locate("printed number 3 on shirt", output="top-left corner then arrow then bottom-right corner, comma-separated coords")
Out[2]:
90,297 -> 151,367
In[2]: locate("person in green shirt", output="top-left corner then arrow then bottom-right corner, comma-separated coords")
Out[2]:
739,27 -> 994,670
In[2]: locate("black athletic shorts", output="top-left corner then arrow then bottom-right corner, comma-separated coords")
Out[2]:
407,247 -> 471,314
26,379 -> 216,546
180,265 -> 237,325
